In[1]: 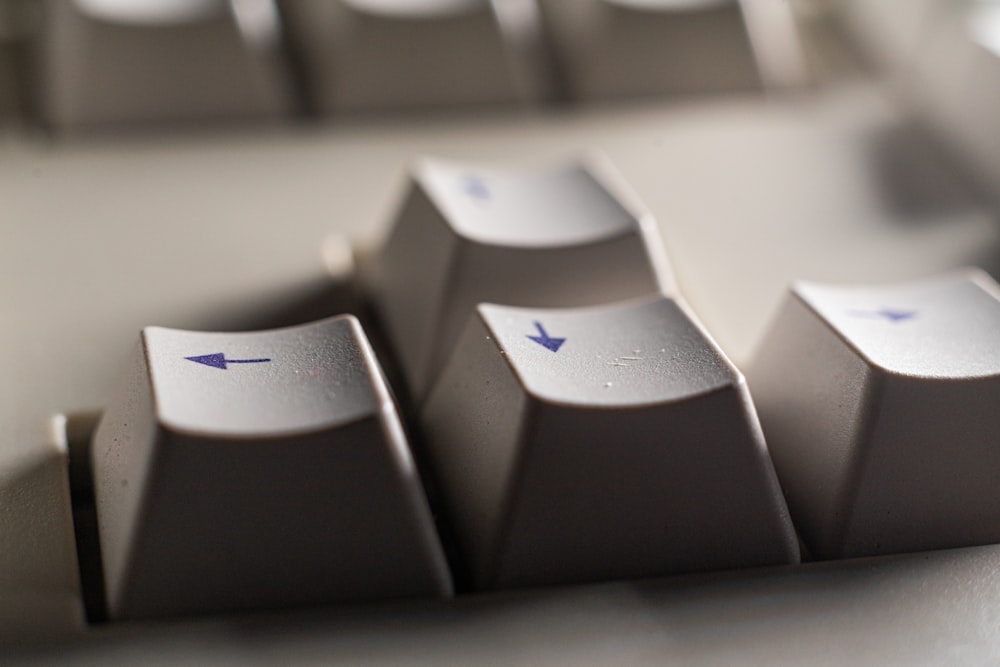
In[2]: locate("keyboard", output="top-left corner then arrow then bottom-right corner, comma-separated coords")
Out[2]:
4,0 -> 1000,663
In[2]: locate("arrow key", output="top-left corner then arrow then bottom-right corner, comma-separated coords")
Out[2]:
421,296 -> 798,590
91,316 -> 451,620
750,269 -> 1000,560
369,156 -> 675,403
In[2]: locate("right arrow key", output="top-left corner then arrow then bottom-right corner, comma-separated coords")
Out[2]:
750,269 -> 1000,560
421,296 -> 799,590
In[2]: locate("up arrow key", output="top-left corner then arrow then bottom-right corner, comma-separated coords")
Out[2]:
527,321 -> 566,352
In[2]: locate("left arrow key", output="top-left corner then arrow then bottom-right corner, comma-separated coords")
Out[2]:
91,316 -> 452,621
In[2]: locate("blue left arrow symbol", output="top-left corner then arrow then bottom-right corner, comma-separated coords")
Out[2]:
527,321 -> 566,352
185,353 -> 271,370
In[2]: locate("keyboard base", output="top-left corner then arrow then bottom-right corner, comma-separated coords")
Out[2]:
3,79 -> 1000,662
11,544 -> 1000,665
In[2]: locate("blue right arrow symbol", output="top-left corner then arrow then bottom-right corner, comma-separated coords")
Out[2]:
875,308 -> 917,322
849,308 -> 917,323
527,321 -> 566,352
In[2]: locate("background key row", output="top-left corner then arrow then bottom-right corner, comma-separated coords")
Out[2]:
9,0 -> 807,131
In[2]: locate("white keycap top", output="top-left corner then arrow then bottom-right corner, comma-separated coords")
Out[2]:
40,0 -> 293,131
91,316 -> 451,620
421,297 -> 799,590
280,0 -> 536,112
369,156 -> 674,401
417,158 -> 640,245
540,0 -> 763,99
750,269 -> 1000,560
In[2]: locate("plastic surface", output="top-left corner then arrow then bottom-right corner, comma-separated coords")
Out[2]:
422,297 -> 797,589
370,156 -> 672,399
2,75 -> 1000,662
280,0 -> 526,111
91,317 -> 451,619
750,270 -> 1000,559
540,0 -> 763,98
40,0 -> 292,130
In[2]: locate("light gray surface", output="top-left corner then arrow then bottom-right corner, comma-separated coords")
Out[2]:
417,157 -> 639,246
838,0 -> 939,75
422,296 -> 797,589
11,544 -> 1000,666
797,269 -> 1000,378
906,0 -> 1000,204
39,0 -> 292,130
540,0 -> 764,98
91,316 -> 451,620
144,319 -> 380,436
3,74 -> 1000,661
369,156 -> 671,399
750,271 -> 1000,560
280,0 -> 528,111
477,297 -> 734,406
842,0 -> 1000,203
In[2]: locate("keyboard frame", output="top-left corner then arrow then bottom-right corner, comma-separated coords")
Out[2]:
3,65 -> 1000,662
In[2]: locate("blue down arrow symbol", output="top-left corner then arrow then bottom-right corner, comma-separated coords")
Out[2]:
527,321 -> 566,352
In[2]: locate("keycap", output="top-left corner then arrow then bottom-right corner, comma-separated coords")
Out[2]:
279,0 -> 532,112
905,0 -> 1000,200
540,0 -> 762,99
368,156 -> 674,401
749,269 -> 1000,560
91,316 -> 451,620
837,0 -> 939,76
0,0 -> 32,120
968,0 -> 1000,193
421,297 -> 799,590
39,0 -> 294,131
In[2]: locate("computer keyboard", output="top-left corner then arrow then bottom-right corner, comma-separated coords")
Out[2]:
4,0 -> 1000,664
